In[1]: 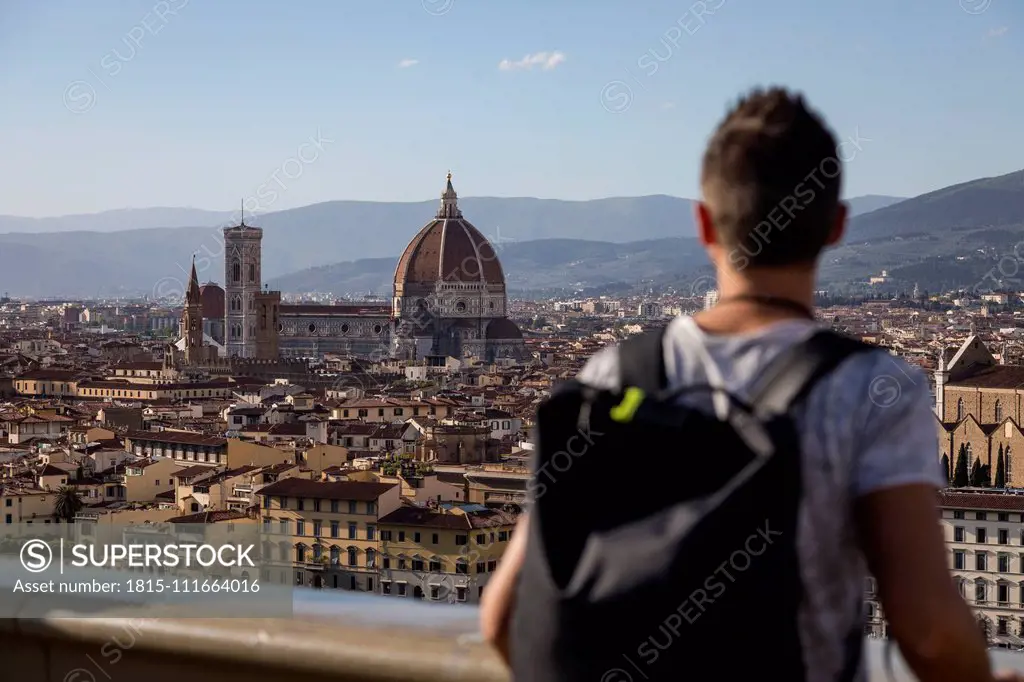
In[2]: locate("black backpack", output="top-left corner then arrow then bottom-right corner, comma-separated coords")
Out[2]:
511,326 -> 875,682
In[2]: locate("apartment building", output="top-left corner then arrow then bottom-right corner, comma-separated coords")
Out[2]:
0,487 -> 57,524
256,479 -> 401,591
941,490 -> 1024,647
377,503 -> 517,603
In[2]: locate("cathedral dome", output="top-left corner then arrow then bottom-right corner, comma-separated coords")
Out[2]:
199,282 -> 225,319
394,173 -> 505,288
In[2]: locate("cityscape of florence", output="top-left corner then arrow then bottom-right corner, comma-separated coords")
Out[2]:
1,0 -> 1023,680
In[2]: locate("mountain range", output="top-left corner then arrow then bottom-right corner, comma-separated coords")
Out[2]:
1,171 -> 1022,298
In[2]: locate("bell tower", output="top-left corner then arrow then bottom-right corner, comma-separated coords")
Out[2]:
181,256 -> 204,364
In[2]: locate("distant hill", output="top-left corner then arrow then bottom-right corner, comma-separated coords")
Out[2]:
0,207 -> 234,233
846,195 -> 905,215
850,170 -> 1024,241
0,175 -> 1018,299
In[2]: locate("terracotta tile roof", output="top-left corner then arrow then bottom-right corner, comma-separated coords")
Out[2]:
256,478 -> 396,502
938,490 -> 1024,512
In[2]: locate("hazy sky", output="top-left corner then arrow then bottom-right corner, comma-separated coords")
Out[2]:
0,0 -> 1019,217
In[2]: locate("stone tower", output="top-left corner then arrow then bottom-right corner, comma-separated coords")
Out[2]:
935,349 -> 948,419
223,216 -> 264,358
180,257 -> 204,364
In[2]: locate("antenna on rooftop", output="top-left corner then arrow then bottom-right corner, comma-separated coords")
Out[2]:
240,199 -> 245,227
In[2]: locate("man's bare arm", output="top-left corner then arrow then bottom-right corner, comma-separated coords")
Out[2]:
856,484 -> 993,682
480,513 -> 529,666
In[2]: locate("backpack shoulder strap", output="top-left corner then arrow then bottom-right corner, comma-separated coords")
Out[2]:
617,326 -> 669,394
749,329 -> 875,416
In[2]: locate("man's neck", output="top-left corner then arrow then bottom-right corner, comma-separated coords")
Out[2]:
695,266 -> 817,334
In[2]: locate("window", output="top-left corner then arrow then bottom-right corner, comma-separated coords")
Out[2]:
476,561 -> 486,574
999,583 -> 1010,604
296,545 -> 306,562
455,534 -> 467,545
383,556 -> 391,569
279,519 -> 289,535
954,527 -> 965,542
999,512 -> 1010,522
398,558 -> 406,570
430,586 -> 440,600
296,521 -> 305,536
977,553 -> 988,571
397,582 -> 407,596
978,528 -> 988,543
348,501 -> 357,514
996,400 -> 1004,422
313,499 -> 321,512
313,521 -> 322,537
279,496 -> 287,508
330,521 -> 339,538
976,579 -> 987,603
330,500 -> 339,513
348,547 -> 358,567
432,533 -> 439,545
1000,555 -> 1011,573
232,261 -> 241,282
456,586 -> 467,602
297,499 -> 304,511
429,560 -> 441,572
954,510 -> 965,520
977,511 -> 987,521
382,581 -> 391,595
381,530 -> 392,541
954,551 -> 966,570
412,559 -> 424,571
263,497 -> 270,510
348,523 -> 357,539
412,532 -> 419,543
456,561 -> 468,575
249,263 -> 256,283
366,525 -> 376,541
498,531 -> 509,541
366,502 -> 376,515
999,617 -> 1010,635
1000,529 -> 1009,545
476,533 -> 486,545
263,518 -> 271,533
487,560 -> 497,571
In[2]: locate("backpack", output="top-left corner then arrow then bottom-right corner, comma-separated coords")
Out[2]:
510,325 -> 875,682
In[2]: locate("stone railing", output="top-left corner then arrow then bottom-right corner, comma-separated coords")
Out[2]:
1,556 -> 1022,681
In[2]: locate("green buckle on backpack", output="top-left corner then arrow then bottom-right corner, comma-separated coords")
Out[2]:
610,386 -> 645,423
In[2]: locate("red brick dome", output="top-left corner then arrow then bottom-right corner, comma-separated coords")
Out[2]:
394,174 -> 505,288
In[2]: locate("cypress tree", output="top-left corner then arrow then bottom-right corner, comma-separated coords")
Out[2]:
970,456 -> 984,487
953,444 -> 970,487
940,453 -> 951,485
996,445 -> 1007,488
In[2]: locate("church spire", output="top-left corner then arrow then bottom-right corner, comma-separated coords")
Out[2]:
437,170 -> 462,219
186,255 -> 201,305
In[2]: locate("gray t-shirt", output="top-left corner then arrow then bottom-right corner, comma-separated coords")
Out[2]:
577,315 -> 944,682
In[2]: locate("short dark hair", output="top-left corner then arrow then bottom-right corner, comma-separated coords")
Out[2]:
700,87 -> 841,268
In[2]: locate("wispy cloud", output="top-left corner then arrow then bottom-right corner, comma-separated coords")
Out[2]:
498,51 -> 566,71
397,58 -> 419,68
987,26 -> 1008,38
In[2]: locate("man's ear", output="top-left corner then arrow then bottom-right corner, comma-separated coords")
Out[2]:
696,202 -> 717,247
826,202 -> 847,246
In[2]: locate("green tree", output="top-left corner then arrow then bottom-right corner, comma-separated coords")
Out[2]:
996,445 -> 1007,488
940,453 -> 951,485
53,485 -> 83,523
953,444 -> 970,487
970,456 -> 987,487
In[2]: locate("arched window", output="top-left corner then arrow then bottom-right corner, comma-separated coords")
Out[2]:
248,263 -> 256,283
996,400 -> 1003,422
976,579 -> 987,604
957,398 -> 965,421
366,548 -> 376,568
348,547 -> 358,567
312,543 -> 322,561
232,261 -> 241,283
330,546 -> 340,564
295,544 -> 306,563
